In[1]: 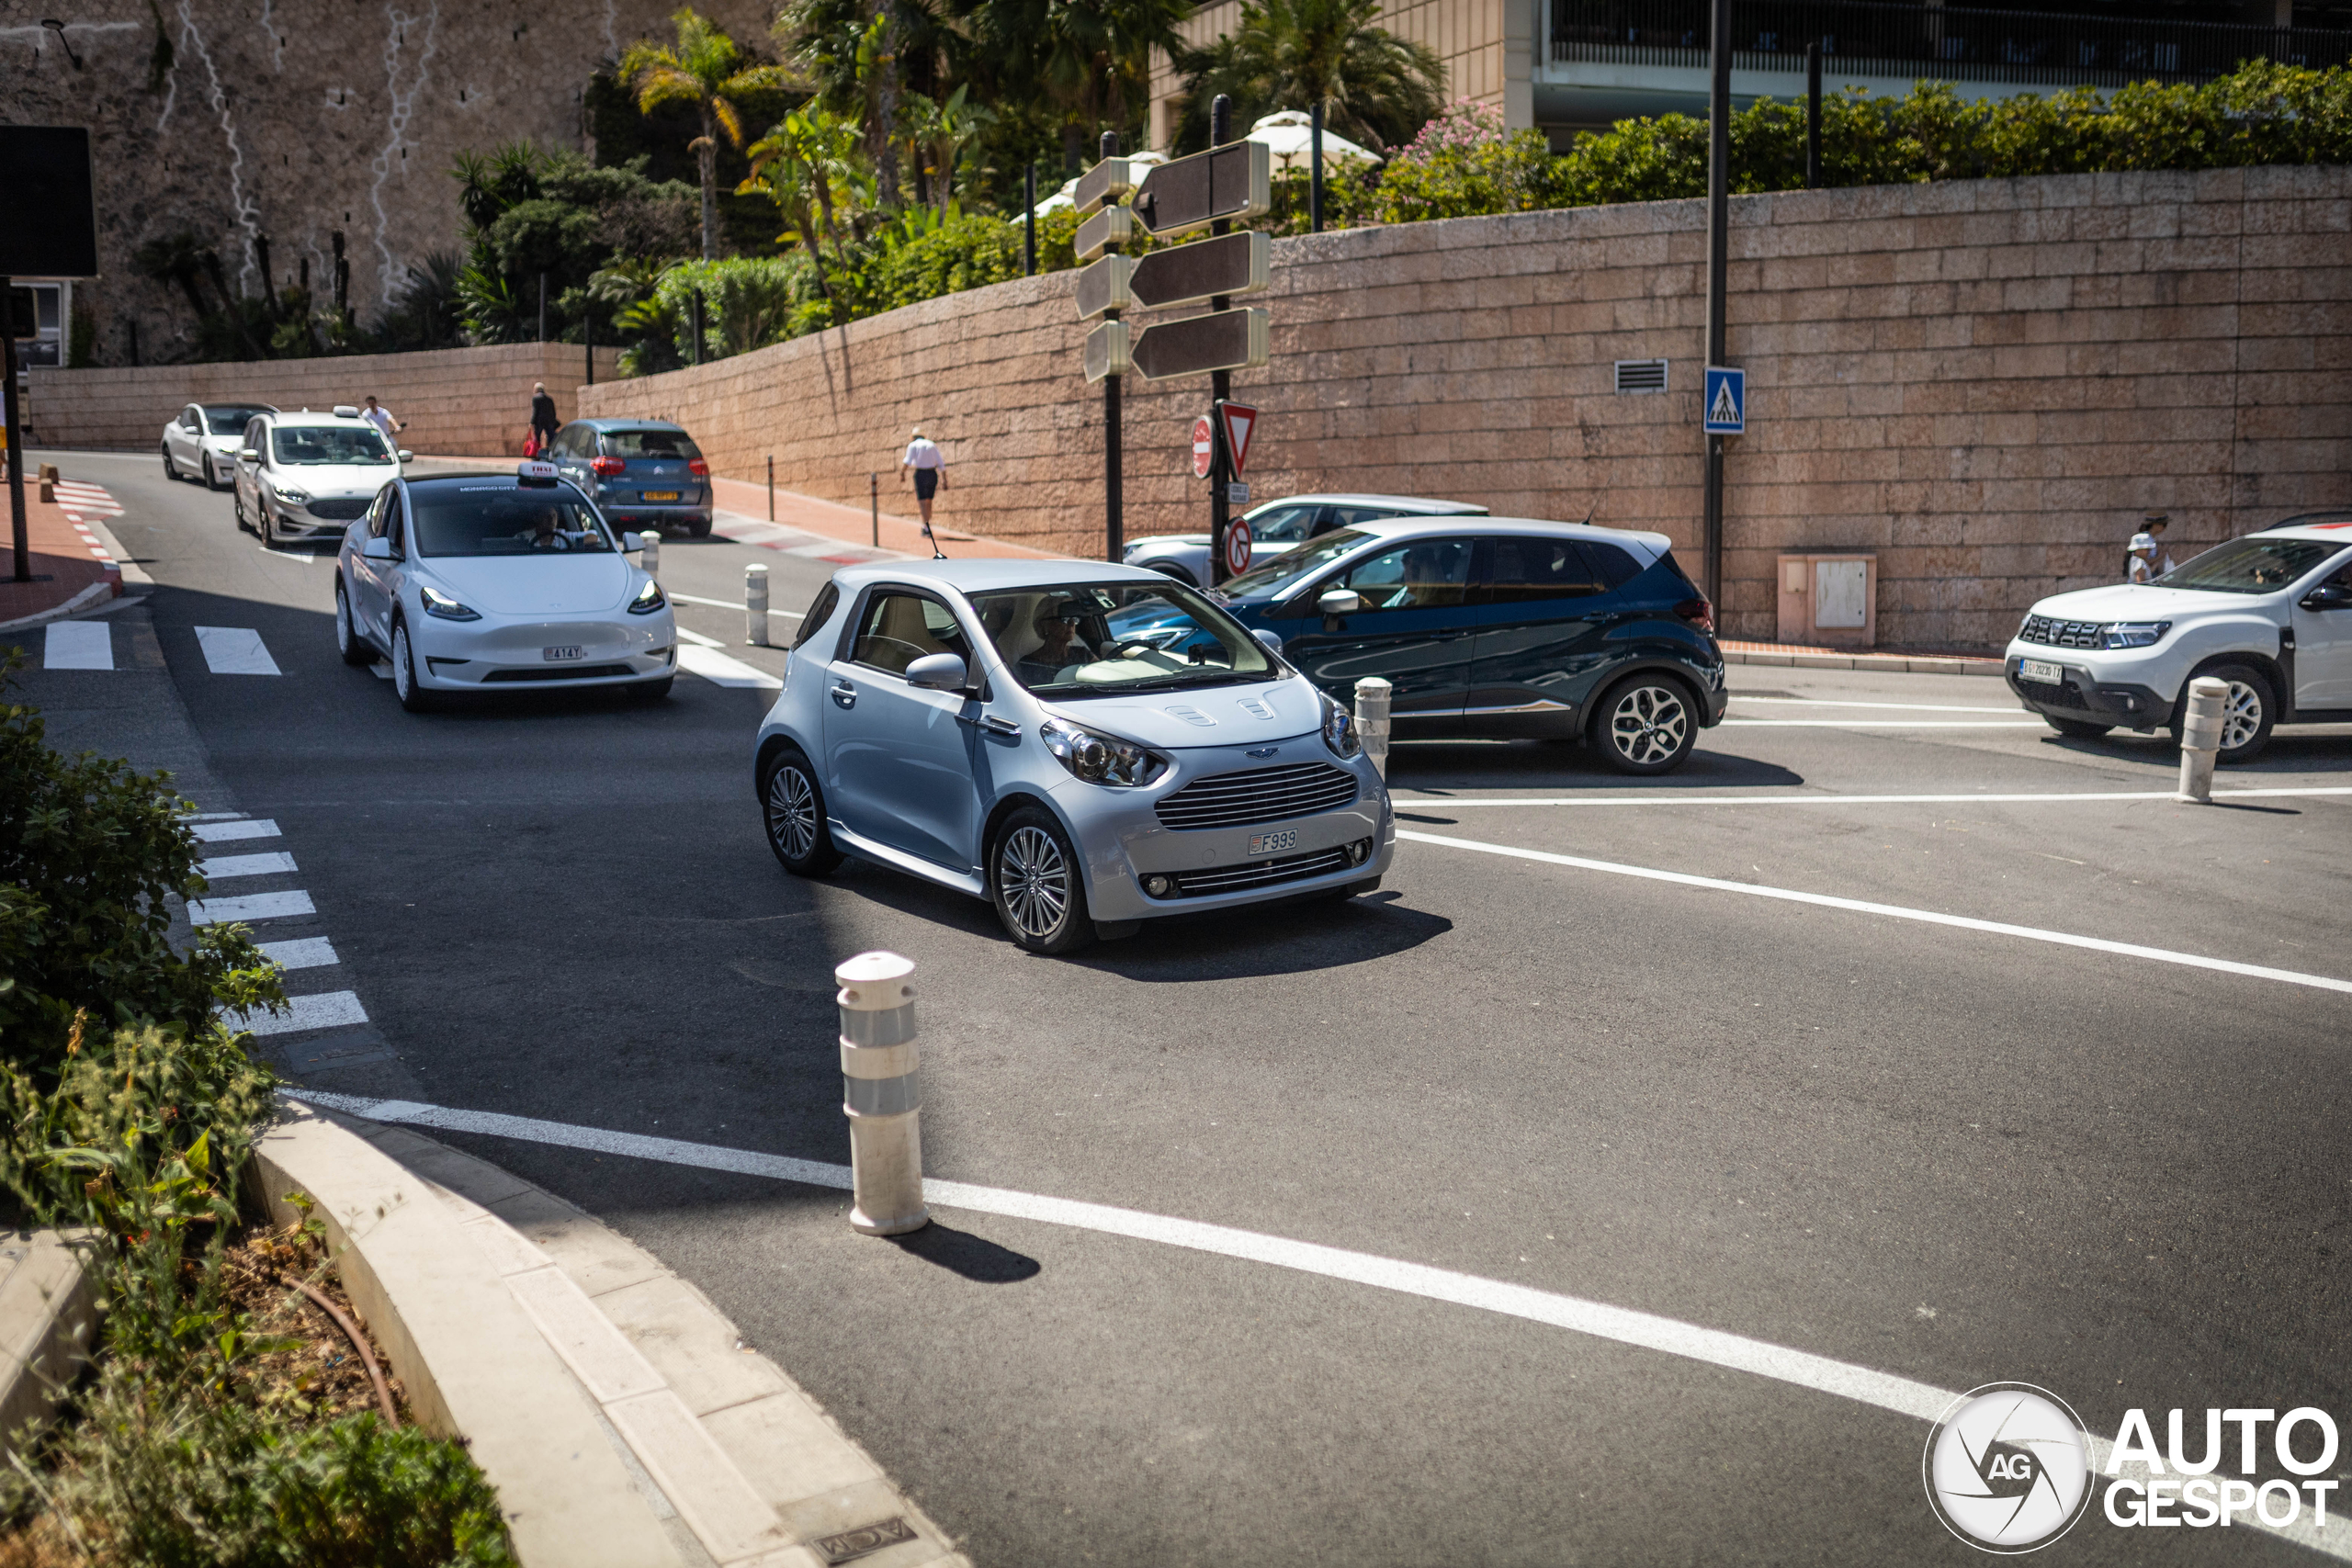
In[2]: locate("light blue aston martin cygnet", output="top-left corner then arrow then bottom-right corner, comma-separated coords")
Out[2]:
752,558 -> 1395,953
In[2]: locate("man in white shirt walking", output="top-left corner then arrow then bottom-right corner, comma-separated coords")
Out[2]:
900,427 -> 946,537
359,395 -> 404,449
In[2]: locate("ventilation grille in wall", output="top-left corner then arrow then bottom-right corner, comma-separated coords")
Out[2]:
1615,359 -> 1668,393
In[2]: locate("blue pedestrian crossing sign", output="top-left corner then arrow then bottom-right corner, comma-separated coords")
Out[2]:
1703,366 -> 1746,434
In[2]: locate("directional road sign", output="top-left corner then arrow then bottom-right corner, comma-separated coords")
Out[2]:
1131,141 -> 1270,239
1192,415 -> 1215,479
1703,366 -> 1746,434
1217,402 -> 1258,475
1073,157 -> 1133,218
1128,232 -> 1269,313
1129,308 -> 1269,382
1074,254 -> 1134,321
1076,206 -> 1135,264
1084,321 -> 1130,384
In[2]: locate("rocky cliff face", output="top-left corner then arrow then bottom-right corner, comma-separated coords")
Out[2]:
1,0 -> 769,362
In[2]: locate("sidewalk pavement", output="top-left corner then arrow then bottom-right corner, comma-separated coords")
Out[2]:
0,476 -> 139,634
705,474 -> 1066,562
1720,638 -> 2005,675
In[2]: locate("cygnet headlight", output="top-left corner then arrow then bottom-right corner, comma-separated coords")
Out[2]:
1039,716 -> 1166,787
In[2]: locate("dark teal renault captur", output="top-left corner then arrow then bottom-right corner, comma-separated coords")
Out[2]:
1187,516 -> 1727,773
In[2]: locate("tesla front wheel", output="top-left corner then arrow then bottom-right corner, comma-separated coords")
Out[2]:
162,445 -> 182,481
334,578 -> 372,666
1593,674 -> 1697,774
989,807 -> 1095,955
390,618 -> 437,713
204,457 -> 226,491
762,747 -> 841,875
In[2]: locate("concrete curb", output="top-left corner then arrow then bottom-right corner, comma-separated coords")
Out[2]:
0,580 -> 118,637
1724,649 -> 2005,676
266,1100 -> 967,1568
0,1231 -> 100,1464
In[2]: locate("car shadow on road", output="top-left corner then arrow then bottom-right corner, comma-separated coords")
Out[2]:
824,859 -> 1453,980
1385,739 -> 1804,801
2030,729 -> 2352,776
888,1223 -> 1042,1283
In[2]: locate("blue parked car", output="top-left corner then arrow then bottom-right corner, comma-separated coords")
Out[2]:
1201,515 -> 1728,773
545,418 -> 715,537
754,559 -> 1394,954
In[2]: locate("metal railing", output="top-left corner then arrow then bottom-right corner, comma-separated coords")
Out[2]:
1549,0 -> 2351,86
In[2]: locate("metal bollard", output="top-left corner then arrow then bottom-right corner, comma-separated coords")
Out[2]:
746,563 -> 770,646
638,527 -> 660,578
1354,676 -> 1393,780
836,952 -> 929,1236
2176,675 -> 2227,803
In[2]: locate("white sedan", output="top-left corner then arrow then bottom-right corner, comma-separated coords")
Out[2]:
334,462 -> 677,712
161,400 -> 277,490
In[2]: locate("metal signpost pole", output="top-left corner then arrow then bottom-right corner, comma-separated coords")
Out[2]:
1101,131 -> 1125,564
1024,164 -> 1037,276
767,454 -> 775,521
585,309 -> 595,386
3,281 -> 26,582
1702,0 -> 1732,608
1208,95 -> 1233,585
870,472 -> 879,546
1310,102 -> 1326,234
1805,43 -> 1824,189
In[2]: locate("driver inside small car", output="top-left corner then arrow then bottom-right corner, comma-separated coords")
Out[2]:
1017,607 -> 1087,684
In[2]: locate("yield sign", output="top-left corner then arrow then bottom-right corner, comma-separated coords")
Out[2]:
1192,415 -> 1214,479
1218,402 -> 1258,476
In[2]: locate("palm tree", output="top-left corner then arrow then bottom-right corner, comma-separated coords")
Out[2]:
775,0 -> 964,209
1039,0 -> 1193,171
620,10 -> 797,259
903,84 -> 996,208
1176,0 -> 1444,154
740,106 -> 865,299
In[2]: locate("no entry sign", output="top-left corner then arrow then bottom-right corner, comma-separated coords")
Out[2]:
1224,519 -> 1252,576
1192,415 -> 1214,479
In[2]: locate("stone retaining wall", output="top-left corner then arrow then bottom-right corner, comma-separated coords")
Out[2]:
28,344 -> 621,458
578,164 -> 2352,649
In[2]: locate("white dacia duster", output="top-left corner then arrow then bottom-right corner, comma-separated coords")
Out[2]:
2005,512 -> 2352,763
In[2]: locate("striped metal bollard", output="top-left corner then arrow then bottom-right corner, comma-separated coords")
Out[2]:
2176,675 -> 2227,804
1354,676 -> 1393,780
836,952 -> 929,1235
746,563 -> 770,647
638,527 -> 660,578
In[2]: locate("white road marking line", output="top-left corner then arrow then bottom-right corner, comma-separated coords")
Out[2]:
186,812 -> 248,821
194,626 -> 283,675
1396,829 -> 2352,996
1391,787 -> 2352,809
667,590 -> 802,618
677,645 -> 782,689
675,626 -> 725,648
192,818 -> 282,842
257,936 -> 339,971
1718,719 -> 2048,728
1732,697 -> 2029,714
187,890 -> 316,924
225,990 -> 368,1036
278,1089 -> 2348,1563
41,621 -> 114,670
198,851 -> 297,879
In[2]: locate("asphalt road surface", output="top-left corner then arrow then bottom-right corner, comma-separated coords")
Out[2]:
17,447 -> 2352,1565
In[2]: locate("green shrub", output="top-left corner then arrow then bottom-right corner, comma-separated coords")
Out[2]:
7,1364 -> 513,1567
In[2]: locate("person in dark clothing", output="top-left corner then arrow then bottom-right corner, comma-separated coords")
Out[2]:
527,383 -> 559,457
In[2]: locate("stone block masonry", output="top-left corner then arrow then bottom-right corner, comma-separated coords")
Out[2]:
30,344 -> 621,458
577,164 -> 2352,651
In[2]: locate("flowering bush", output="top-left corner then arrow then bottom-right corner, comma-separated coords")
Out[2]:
1340,98 -> 1565,223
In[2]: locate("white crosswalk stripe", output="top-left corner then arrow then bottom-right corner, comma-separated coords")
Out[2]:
187,890 -> 315,924
42,621 -> 114,670
678,645 -> 782,689
223,990 -> 368,1037
257,937 -> 340,971
194,626 -> 283,675
192,818 -> 281,842
198,851 -> 298,879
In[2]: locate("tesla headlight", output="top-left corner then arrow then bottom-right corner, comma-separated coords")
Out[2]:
271,483 -> 311,505
1039,716 -> 1166,787
1319,693 -> 1361,759
628,578 -> 666,615
419,584 -> 481,622
2103,620 -> 2170,649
